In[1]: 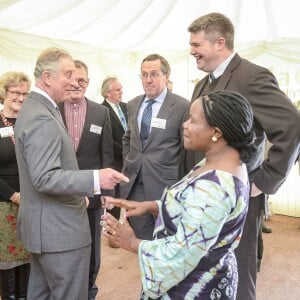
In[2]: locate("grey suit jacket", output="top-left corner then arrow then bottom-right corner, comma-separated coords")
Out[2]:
120,91 -> 189,200
190,53 -> 300,194
14,92 -> 93,253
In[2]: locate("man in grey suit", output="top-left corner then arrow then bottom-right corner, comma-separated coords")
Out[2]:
58,60 -> 114,300
14,48 -> 128,300
120,54 -> 189,240
185,13 -> 300,300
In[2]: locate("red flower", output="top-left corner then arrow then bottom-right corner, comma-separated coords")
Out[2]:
7,244 -> 16,253
6,215 -> 15,222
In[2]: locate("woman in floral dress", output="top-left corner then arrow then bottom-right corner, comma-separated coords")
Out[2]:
0,71 -> 31,299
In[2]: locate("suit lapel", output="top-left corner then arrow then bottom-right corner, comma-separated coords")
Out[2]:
104,100 -> 124,131
132,97 -> 145,148
191,53 -> 242,100
58,102 -> 67,125
36,93 -> 67,130
216,53 -> 241,90
191,77 -> 209,101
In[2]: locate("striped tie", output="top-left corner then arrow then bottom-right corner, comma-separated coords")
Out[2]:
116,104 -> 127,131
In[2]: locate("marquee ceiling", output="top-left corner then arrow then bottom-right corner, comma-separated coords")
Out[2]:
0,0 -> 299,53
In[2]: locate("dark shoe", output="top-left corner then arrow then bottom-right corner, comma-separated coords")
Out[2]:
15,263 -> 30,299
0,268 -> 16,300
262,225 -> 272,233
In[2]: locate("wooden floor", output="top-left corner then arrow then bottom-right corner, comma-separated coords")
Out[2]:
96,214 -> 300,300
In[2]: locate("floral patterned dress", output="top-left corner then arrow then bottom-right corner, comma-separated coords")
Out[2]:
138,162 -> 249,300
0,117 -> 29,267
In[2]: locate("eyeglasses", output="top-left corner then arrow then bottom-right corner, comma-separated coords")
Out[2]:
7,90 -> 29,97
77,79 -> 88,86
139,72 -> 164,80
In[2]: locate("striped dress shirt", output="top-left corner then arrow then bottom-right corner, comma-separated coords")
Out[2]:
64,98 -> 87,152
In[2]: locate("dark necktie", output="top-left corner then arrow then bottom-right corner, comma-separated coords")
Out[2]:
208,73 -> 215,84
140,99 -> 155,146
116,104 -> 127,131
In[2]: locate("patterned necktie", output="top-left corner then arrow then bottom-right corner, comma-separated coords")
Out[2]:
140,99 -> 155,146
116,104 -> 127,131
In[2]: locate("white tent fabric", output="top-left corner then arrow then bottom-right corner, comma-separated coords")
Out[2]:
0,0 -> 299,215
1,0 -> 300,100
0,0 -> 299,51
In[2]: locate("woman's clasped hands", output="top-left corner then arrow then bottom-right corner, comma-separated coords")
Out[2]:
100,196 -> 147,253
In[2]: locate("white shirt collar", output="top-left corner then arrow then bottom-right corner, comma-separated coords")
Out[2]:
212,52 -> 236,79
32,86 -> 58,108
145,87 -> 168,104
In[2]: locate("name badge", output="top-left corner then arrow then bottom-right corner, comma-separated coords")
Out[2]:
151,117 -> 166,129
0,126 -> 14,138
90,124 -> 102,135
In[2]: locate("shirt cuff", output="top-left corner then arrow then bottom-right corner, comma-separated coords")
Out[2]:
93,170 -> 101,194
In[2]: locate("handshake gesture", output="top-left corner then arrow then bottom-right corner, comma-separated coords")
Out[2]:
101,197 -> 159,218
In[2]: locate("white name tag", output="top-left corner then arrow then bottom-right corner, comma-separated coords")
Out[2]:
0,126 -> 14,138
90,124 -> 102,135
151,117 -> 166,129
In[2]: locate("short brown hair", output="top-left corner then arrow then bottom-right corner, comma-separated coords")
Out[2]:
141,54 -> 171,75
74,59 -> 89,75
188,12 -> 234,50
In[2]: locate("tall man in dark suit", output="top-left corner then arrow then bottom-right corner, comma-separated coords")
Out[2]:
14,48 -> 128,300
120,54 -> 189,240
59,60 -> 114,300
185,13 -> 300,300
101,77 -> 127,222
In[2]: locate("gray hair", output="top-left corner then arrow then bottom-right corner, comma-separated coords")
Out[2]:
101,77 -> 118,98
34,47 -> 73,80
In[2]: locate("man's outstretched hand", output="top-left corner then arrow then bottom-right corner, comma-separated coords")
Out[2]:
99,168 -> 129,190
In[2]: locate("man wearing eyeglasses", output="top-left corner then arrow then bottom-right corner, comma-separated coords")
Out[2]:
120,54 -> 189,240
58,60 -> 114,300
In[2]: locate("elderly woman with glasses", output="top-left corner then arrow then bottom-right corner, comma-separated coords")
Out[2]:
0,71 -> 31,300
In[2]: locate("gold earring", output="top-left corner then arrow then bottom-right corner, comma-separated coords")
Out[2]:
211,136 -> 218,142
